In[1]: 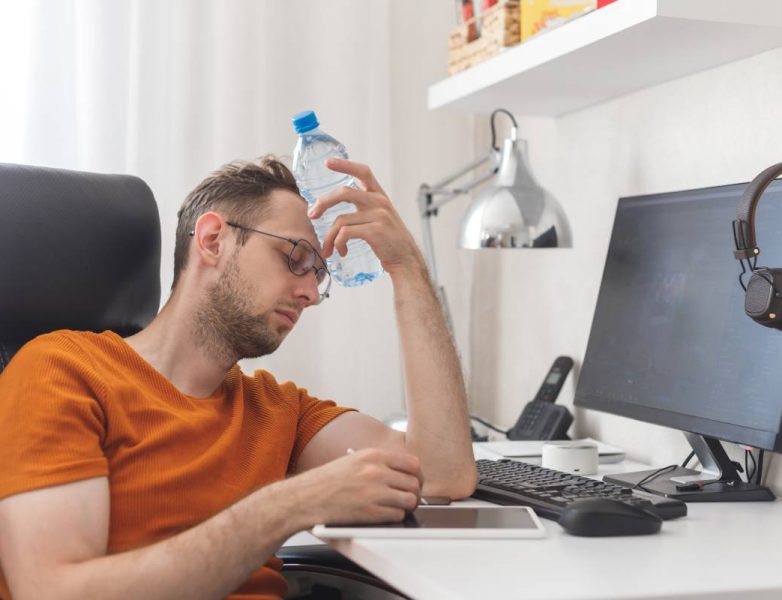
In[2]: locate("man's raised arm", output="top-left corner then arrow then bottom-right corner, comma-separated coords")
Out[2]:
307,158 -> 477,498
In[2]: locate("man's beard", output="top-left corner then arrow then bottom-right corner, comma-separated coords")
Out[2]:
194,255 -> 285,365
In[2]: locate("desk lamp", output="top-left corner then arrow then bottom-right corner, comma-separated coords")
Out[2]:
419,108 -> 571,318
385,109 -> 572,433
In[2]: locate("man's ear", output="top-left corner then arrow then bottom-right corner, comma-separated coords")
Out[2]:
191,212 -> 231,268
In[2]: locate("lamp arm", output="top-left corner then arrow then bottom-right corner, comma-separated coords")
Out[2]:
419,189 -> 439,281
425,170 -> 497,211
417,150 -> 498,281
418,152 -> 497,215
430,153 -> 494,193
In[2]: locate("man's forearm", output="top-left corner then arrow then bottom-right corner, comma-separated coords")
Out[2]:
37,480 -> 305,600
392,261 -> 477,498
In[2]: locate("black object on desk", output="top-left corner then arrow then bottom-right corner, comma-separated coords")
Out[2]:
506,356 -> 575,441
558,498 -> 662,536
473,459 -> 687,528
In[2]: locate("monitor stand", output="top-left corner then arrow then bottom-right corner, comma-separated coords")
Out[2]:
604,433 -> 775,502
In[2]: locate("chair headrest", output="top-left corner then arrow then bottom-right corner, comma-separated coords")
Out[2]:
0,163 -> 161,367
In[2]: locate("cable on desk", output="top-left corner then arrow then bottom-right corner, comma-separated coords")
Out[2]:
632,464 -> 678,494
469,414 -> 508,435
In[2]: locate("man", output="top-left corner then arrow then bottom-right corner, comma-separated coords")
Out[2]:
0,156 -> 476,599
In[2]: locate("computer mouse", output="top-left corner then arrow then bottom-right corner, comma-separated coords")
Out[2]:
558,498 -> 663,536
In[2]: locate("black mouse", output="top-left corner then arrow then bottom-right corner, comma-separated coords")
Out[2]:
558,498 -> 663,536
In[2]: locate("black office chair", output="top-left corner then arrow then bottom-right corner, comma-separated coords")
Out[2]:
0,162 -> 407,600
0,162 -> 161,364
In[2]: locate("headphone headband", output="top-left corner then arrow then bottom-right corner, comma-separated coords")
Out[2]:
733,161 -> 782,260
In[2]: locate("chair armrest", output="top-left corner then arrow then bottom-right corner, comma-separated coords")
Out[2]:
277,544 -> 409,598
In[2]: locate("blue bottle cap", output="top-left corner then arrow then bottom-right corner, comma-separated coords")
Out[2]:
292,110 -> 319,134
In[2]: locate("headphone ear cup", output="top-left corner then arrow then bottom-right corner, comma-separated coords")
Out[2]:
745,267 -> 782,328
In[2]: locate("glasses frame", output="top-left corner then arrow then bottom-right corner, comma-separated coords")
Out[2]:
224,221 -> 331,303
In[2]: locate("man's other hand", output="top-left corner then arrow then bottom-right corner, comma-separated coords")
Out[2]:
290,447 -> 423,526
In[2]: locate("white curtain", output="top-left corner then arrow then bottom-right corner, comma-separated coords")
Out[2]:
0,0 -> 393,267
0,0 -> 409,416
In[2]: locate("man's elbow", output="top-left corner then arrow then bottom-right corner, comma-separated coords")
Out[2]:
425,464 -> 478,500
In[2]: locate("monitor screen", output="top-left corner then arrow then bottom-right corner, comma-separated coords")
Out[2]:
575,180 -> 782,452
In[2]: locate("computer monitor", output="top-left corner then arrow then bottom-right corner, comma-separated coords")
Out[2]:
575,179 -> 782,501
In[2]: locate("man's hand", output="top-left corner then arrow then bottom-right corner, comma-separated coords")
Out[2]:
307,158 -> 425,277
290,448 -> 423,526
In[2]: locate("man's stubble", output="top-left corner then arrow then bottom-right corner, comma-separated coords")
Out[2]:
194,253 -> 284,365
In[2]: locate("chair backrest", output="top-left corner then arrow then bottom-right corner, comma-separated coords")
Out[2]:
0,163 -> 161,371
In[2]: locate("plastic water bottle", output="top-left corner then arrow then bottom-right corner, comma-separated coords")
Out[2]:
291,110 -> 383,287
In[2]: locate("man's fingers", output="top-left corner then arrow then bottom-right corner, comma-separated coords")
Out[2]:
321,213 -> 377,258
327,222 -> 379,258
308,186 -> 386,220
384,471 -> 422,496
385,490 -> 419,513
382,451 -> 422,480
324,158 -> 385,195
349,448 -> 423,488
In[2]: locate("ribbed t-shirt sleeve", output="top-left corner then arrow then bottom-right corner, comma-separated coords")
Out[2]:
283,382 -> 355,468
0,334 -> 108,500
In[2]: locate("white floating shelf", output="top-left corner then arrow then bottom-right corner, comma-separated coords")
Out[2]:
428,0 -> 782,116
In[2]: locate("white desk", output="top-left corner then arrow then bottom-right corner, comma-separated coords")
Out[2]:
305,461 -> 782,600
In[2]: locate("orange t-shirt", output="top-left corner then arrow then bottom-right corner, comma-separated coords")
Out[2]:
0,330 -> 354,599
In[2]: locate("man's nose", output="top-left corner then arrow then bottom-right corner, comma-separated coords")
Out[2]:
295,270 -> 320,306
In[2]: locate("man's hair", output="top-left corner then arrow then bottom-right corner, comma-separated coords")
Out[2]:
172,156 -> 300,288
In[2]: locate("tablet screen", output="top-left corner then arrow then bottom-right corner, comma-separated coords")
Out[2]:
313,506 -> 546,539
365,507 -> 538,529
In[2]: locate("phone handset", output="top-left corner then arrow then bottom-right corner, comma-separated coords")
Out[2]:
507,356 -> 574,441
532,356 -> 574,403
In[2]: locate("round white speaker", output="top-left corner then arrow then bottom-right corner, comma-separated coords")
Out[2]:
541,441 -> 599,475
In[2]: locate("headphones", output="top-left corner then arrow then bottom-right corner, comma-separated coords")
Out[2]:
732,162 -> 782,329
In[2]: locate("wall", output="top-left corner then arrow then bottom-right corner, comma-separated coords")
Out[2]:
461,46 -> 782,490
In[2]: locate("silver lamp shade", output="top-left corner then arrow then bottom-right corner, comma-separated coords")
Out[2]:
459,133 -> 572,249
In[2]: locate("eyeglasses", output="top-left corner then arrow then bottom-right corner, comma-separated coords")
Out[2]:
225,221 -> 331,303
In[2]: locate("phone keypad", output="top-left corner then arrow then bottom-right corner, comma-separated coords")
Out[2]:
519,402 -> 543,429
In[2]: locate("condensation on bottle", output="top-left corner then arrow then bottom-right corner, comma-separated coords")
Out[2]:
291,110 -> 383,287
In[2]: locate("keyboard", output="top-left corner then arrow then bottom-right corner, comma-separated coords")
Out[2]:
474,459 -> 687,520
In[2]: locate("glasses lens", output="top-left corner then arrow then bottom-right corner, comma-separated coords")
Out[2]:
289,240 -> 315,275
290,240 -> 330,298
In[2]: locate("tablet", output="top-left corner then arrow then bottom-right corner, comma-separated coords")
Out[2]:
312,506 -> 546,539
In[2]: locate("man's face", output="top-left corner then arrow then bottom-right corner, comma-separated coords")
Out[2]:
195,190 -> 322,362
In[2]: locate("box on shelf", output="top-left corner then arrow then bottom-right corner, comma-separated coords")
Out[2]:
459,0 -> 480,43
521,0 -> 596,42
448,0 -> 521,75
